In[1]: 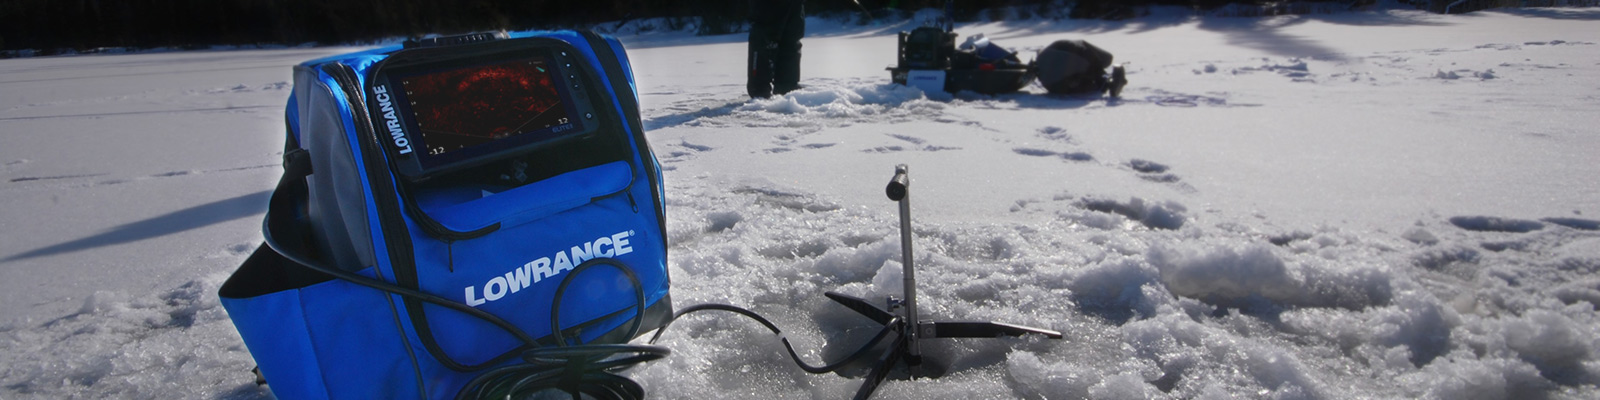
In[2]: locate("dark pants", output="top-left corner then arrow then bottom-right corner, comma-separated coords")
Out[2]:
748,0 -> 804,98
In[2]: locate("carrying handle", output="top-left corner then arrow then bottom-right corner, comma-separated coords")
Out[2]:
404,32 -> 508,49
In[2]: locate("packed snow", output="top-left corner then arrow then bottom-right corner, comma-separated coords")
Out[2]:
2,5 -> 1599,400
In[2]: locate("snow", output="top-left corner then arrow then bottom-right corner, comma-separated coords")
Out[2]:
3,6 -> 1600,400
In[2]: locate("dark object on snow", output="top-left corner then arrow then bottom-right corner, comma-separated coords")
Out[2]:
1110,64 -> 1128,97
888,26 -> 1034,95
1036,39 -> 1118,95
748,0 -> 806,98
900,26 -> 956,69
884,4 -> 1127,98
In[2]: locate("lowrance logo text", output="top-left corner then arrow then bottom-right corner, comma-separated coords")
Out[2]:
464,231 -> 635,307
372,85 -> 413,155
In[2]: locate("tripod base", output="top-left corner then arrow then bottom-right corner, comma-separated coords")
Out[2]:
829,164 -> 1062,400
826,291 -> 1062,400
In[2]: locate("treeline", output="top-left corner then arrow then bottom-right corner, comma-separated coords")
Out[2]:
0,1 -> 1418,53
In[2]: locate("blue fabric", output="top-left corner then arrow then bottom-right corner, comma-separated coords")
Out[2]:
220,30 -> 668,400
219,286 -> 331,400
418,161 -> 633,232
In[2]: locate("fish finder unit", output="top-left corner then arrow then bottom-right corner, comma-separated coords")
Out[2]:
222,30 -> 674,400
367,40 -> 605,181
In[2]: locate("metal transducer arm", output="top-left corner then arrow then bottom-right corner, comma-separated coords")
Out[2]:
827,164 -> 1062,400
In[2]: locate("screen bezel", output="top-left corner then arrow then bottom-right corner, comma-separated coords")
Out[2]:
367,42 -> 603,181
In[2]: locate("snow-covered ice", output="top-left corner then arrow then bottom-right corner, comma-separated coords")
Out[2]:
2,6 -> 1599,399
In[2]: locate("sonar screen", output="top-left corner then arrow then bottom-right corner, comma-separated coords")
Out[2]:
375,47 -> 598,180
404,59 -> 569,156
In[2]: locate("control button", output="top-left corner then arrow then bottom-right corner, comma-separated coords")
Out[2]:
585,112 -> 594,120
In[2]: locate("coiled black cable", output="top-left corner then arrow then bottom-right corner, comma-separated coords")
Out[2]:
455,258 -> 664,400
455,344 -> 669,400
266,215 -> 904,399
649,303 -> 902,374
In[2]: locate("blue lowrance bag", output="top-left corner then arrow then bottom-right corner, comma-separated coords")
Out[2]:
219,30 -> 671,399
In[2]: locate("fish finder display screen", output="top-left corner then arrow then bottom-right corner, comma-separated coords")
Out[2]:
378,50 -> 592,179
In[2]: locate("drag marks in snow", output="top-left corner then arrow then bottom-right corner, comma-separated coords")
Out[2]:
1142,90 -> 1255,108
1011,147 -> 1095,162
1196,40 -> 1596,88
0,105 -> 279,122
863,133 -> 961,153
1449,216 -> 1547,233
188,81 -> 291,95
1195,56 -> 1324,84
644,80 -> 954,133
1468,40 -> 1594,53
641,95 -> 745,131
731,186 -> 842,214
1,81 -> 289,122
3,164 -> 276,188
8,173 -> 107,183
643,79 -> 1079,138
1543,218 -> 1600,231
1231,58 -> 1315,82
1,159 -> 26,168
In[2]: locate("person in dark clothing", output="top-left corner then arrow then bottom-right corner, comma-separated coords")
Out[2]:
747,0 -> 805,99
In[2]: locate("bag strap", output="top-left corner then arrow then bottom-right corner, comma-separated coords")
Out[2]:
259,136 -> 546,369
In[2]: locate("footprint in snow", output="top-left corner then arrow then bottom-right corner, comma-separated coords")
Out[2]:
1075,196 -> 1188,230
1129,158 -> 1174,179
1035,126 -> 1076,144
1011,148 -> 1094,162
1128,159 -> 1168,174
679,141 -> 713,152
888,134 -> 925,145
1144,90 -> 1255,108
659,140 -> 714,163
1542,218 -> 1600,231
1129,159 -> 1196,192
1448,216 -> 1545,233
769,142 -> 836,154
864,133 -> 959,153
731,187 -> 841,213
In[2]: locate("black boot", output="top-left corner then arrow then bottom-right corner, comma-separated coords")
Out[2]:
1109,65 -> 1128,98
